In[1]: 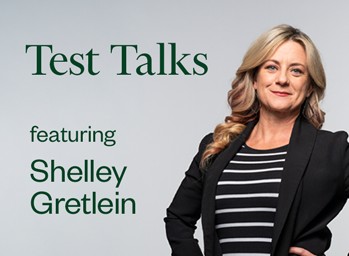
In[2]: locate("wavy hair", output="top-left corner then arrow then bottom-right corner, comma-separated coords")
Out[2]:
201,24 -> 326,168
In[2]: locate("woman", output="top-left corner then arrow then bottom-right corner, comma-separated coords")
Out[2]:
165,24 -> 349,256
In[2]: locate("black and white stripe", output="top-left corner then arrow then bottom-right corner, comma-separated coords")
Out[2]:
215,144 -> 287,256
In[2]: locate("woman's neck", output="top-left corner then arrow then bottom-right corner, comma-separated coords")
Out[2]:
246,111 -> 298,150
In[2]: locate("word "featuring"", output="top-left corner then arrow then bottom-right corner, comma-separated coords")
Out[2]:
30,125 -> 116,147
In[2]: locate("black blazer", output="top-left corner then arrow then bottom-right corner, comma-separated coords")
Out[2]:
165,115 -> 349,256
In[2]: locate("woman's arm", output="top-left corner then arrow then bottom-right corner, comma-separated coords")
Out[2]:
164,134 -> 212,256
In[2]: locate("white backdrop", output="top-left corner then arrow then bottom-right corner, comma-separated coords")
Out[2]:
1,1 -> 349,255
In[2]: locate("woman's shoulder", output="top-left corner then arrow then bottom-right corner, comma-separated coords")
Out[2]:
318,128 -> 348,137
317,128 -> 349,145
200,133 -> 213,144
198,133 -> 213,152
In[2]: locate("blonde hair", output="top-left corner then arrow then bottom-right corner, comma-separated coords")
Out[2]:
201,24 -> 326,167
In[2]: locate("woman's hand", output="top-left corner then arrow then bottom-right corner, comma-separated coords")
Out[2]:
289,246 -> 316,256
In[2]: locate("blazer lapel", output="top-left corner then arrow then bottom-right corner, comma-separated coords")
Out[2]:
201,120 -> 257,255
271,116 -> 318,254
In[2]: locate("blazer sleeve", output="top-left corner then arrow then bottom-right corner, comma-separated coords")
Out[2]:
164,134 -> 213,256
341,132 -> 349,198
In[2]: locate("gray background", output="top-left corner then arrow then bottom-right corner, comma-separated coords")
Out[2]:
1,1 -> 348,255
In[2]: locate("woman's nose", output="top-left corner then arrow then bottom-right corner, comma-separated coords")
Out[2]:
276,70 -> 289,86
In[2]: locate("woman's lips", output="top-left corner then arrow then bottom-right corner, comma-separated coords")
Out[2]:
272,91 -> 291,97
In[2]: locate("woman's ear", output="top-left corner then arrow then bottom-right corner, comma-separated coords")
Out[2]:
253,80 -> 258,90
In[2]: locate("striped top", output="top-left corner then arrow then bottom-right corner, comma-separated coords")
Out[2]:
215,143 -> 288,256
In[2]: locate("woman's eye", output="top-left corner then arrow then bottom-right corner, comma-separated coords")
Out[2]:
266,65 -> 277,71
291,68 -> 303,75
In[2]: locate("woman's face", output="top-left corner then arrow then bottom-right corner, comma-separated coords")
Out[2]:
254,40 -> 312,118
